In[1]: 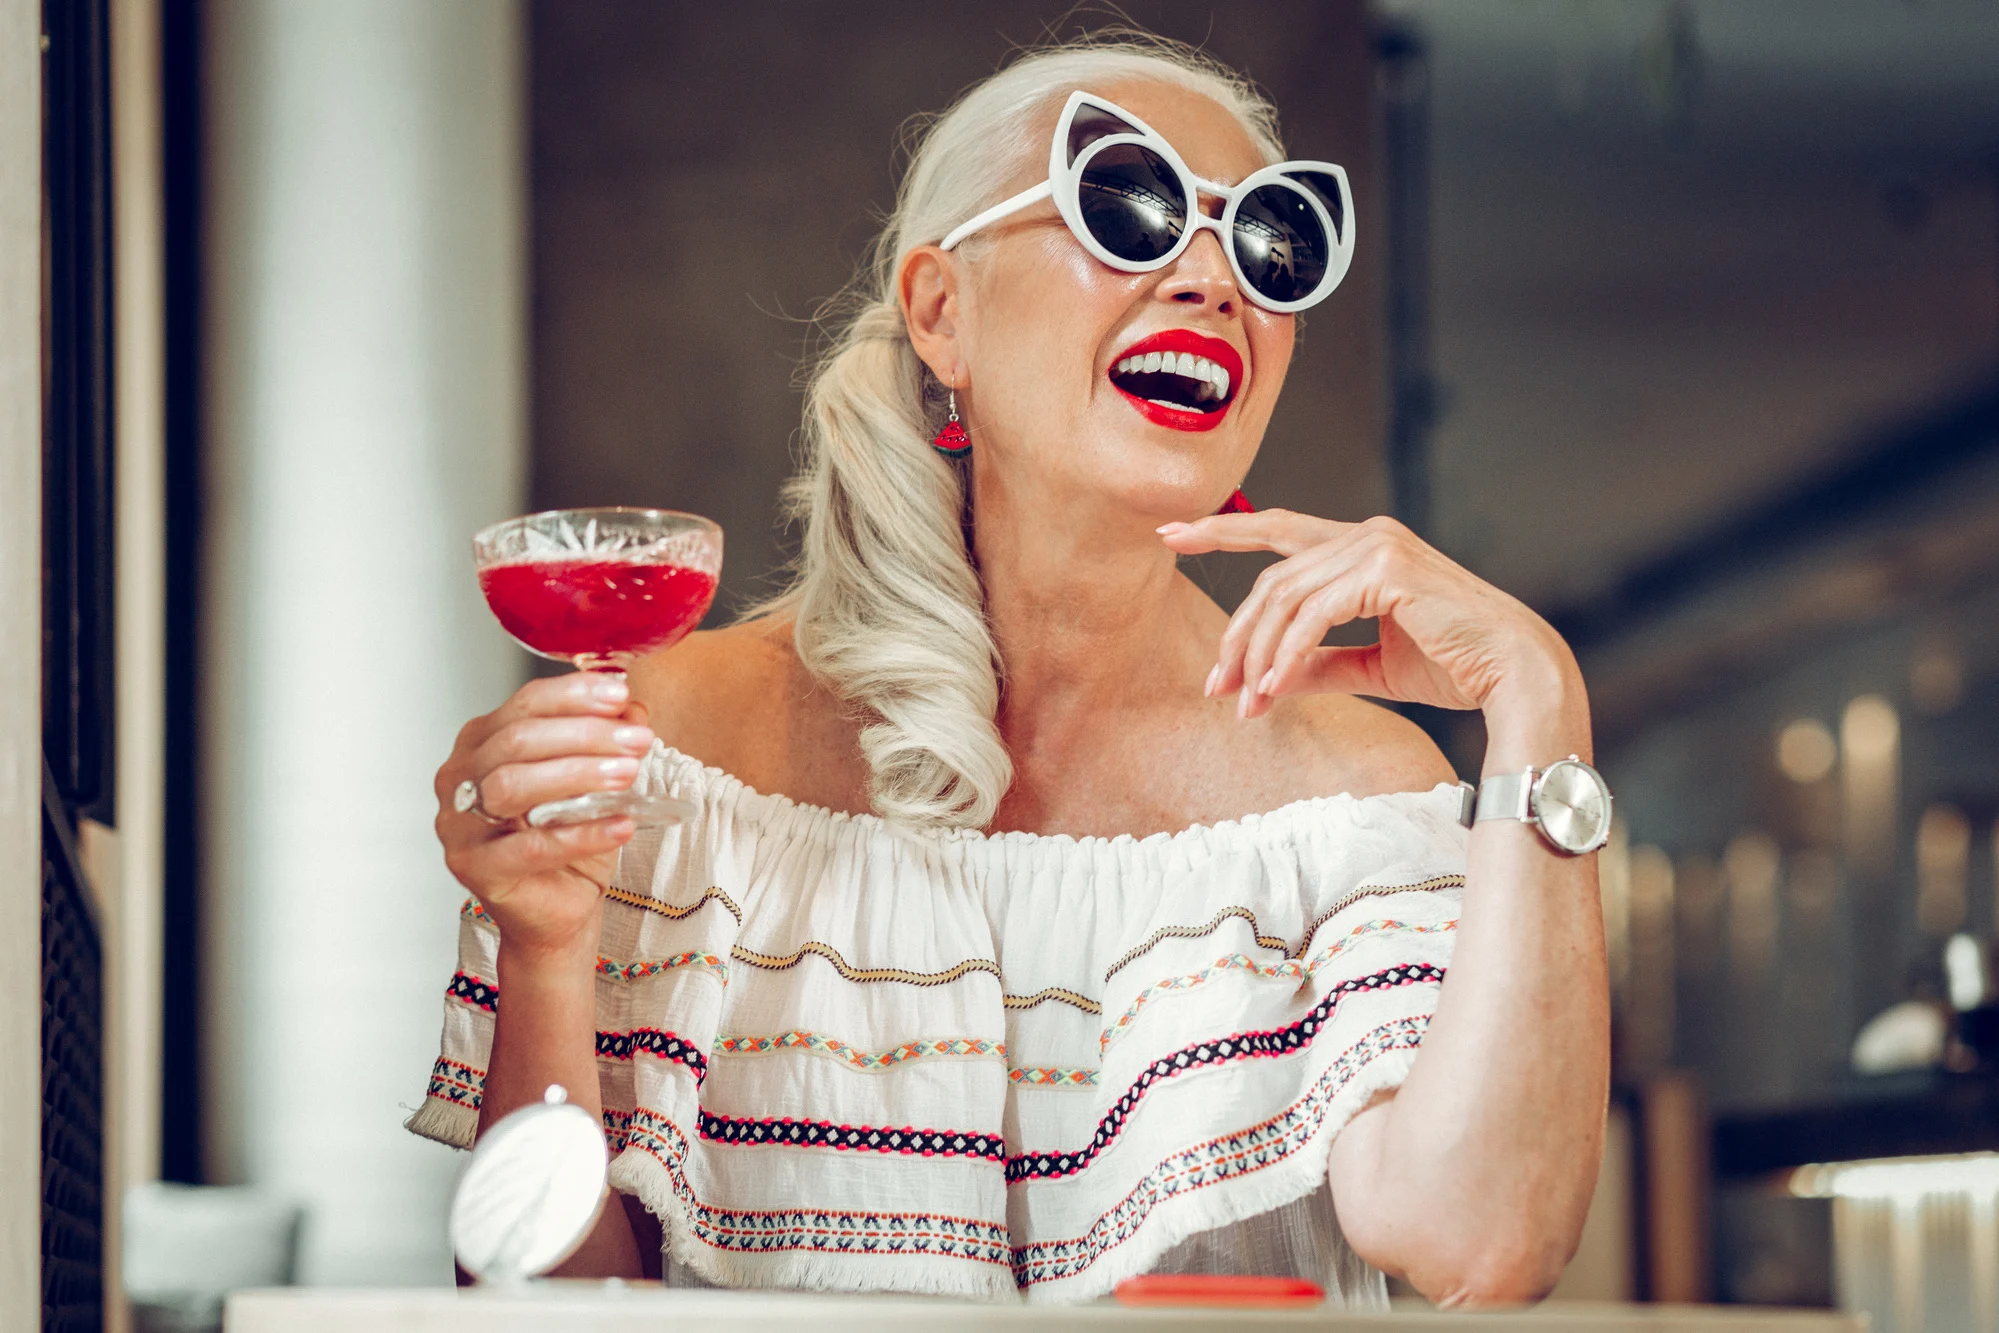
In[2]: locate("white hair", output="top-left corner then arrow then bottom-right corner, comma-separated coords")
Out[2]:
753,34 -> 1285,828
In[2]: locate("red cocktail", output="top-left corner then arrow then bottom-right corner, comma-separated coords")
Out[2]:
479,559 -> 718,663
472,507 -> 722,825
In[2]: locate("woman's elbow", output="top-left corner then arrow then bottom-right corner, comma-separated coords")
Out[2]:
1409,1233 -> 1576,1310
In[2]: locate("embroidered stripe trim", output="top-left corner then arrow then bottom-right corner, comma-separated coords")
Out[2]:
1013,1016 -> 1429,1286
613,1018 -> 1426,1283
424,1056 -> 486,1110
1009,960 -> 1445,1183
623,1112 -> 1013,1268
1008,1066 -> 1099,1088
1101,873 -> 1466,982
729,940 -> 1101,1014
697,1112 -> 1006,1163
713,1030 -> 1004,1072
604,883 -> 744,925
1103,907 -> 1287,982
1300,876 -> 1463,958
597,951 -> 730,983
446,970 -> 499,1012
729,939 -> 1002,989
1100,918 -> 1457,1054
1001,986 -> 1102,1015
454,912 -> 732,988
596,1027 -> 709,1082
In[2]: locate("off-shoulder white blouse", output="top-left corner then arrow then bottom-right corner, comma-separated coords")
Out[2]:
409,744 -> 1466,1305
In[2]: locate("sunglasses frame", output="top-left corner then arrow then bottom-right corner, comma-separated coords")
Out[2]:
940,90 -> 1355,314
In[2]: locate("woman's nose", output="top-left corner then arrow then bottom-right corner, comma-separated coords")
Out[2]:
1156,228 -> 1240,316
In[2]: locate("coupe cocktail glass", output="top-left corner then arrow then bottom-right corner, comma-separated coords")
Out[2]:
473,507 -> 722,827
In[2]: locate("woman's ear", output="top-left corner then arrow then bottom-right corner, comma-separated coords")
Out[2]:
898,244 -> 962,385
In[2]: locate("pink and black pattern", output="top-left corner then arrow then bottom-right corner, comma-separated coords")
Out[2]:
698,1111 -> 1006,1163
446,971 -> 499,1012
1013,1016 -> 1429,1287
627,1110 -> 1013,1269
595,1027 -> 708,1083
1005,961 -> 1443,1182
424,1056 -> 485,1111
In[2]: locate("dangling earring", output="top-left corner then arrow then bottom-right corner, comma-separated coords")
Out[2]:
1218,488 -> 1254,515
932,373 -> 971,457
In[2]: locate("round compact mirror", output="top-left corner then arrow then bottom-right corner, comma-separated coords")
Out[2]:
450,1084 -> 609,1283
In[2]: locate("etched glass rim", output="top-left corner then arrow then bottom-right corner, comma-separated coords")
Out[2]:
472,506 -> 722,575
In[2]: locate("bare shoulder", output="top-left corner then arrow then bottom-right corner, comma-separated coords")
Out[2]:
624,616 -> 790,744
1278,691 -> 1459,800
622,614 -> 868,808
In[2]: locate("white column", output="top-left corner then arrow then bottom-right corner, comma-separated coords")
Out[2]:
0,1 -> 44,1324
204,0 -> 525,1285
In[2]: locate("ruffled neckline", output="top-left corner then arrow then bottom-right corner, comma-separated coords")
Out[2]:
647,741 -> 1466,852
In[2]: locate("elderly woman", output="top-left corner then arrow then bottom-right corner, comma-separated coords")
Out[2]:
409,36 -> 1609,1309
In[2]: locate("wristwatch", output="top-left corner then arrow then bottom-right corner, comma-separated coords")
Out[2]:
1455,756 -> 1612,856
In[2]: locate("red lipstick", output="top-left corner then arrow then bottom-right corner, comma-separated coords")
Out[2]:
1107,329 -> 1247,433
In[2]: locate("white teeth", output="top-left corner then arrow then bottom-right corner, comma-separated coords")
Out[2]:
1112,347 -> 1233,405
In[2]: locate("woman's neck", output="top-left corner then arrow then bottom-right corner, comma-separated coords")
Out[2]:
971,478 -> 1216,756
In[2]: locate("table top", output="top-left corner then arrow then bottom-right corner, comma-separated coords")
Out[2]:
225,1285 -> 1862,1333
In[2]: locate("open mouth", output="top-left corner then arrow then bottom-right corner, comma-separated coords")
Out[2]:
1108,330 -> 1244,432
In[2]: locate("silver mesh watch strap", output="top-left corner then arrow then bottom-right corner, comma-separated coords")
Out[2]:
1471,767 -> 1536,825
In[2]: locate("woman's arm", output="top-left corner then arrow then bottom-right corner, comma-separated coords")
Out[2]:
434,672 -> 659,1280
1160,512 -> 1610,1308
1324,685 -> 1603,1306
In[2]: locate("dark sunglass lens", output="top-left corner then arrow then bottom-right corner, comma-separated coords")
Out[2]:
1066,103 -> 1144,167
1283,170 -> 1346,244
1077,144 -> 1186,262
1234,184 -> 1330,304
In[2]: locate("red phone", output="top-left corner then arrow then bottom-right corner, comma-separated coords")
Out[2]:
1112,1274 -> 1326,1308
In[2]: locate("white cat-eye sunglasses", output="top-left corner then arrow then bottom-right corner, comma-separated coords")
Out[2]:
940,90 -> 1355,314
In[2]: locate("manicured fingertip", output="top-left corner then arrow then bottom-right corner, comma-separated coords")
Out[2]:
1258,667 -> 1278,695
1156,522 -> 1188,535
1237,684 -> 1252,720
590,674 -> 630,704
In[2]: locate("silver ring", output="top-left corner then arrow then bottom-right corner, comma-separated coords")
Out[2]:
453,778 -> 509,827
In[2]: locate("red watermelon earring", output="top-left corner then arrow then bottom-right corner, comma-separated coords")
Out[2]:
1218,488 -> 1254,515
932,373 -> 971,457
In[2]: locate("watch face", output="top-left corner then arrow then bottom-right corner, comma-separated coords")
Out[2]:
1532,759 -> 1612,854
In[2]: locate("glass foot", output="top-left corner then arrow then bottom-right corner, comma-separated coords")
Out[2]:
525,788 -> 698,829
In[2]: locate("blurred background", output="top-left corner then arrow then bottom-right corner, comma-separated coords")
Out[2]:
19,0 -> 1999,1329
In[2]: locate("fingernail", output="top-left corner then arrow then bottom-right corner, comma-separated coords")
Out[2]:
598,757 -> 640,779
613,725 -> 653,752
592,676 -> 630,703
1156,522 -> 1186,535
1259,668 -> 1277,695
1237,684 -> 1251,719
1203,665 -> 1220,697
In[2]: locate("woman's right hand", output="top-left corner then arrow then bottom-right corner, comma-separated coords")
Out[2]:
433,673 -> 655,960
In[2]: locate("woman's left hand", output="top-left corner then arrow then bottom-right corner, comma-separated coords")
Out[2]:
1159,511 -> 1581,724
